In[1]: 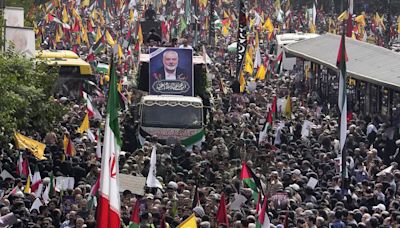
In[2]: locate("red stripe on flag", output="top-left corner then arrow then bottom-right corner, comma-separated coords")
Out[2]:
96,195 -> 121,228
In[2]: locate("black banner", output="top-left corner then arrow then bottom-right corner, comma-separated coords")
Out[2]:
208,0 -> 216,47
236,0 -> 247,79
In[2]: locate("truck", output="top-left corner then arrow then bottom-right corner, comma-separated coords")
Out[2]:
134,50 -> 211,148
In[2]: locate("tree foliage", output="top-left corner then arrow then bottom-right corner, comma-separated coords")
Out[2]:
0,48 -> 66,144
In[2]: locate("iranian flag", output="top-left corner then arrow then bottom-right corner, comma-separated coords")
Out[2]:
31,165 -> 43,195
96,57 -> 122,228
337,34 -> 348,182
129,200 -> 140,228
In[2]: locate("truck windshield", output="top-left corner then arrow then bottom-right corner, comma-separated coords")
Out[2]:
142,105 -> 203,128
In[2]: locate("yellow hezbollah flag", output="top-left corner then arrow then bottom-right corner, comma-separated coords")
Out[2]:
337,10 -> 348,21
77,113 -> 90,134
355,14 -> 366,27
264,17 -> 274,35
222,25 -> 229,37
177,214 -> 197,228
62,5 -> 69,23
96,27 -> 102,42
239,72 -> 246,93
199,0 -> 207,8
244,46 -> 254,75
14,133 -> 47,160
106,30 -> 115,45
81,0 -> 89,7
138,24 -> 143,45
285,94 -> 292,118
130,9 -> 135,23
398,16 -> 400,33
24,174 -> 31,193
255,64 -> 266,80
118,44 -> 123,64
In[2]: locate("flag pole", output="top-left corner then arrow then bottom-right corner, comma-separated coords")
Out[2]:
340,0 -> 348,196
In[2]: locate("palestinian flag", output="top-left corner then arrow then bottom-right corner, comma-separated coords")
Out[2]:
274,52 -> 283,74
92,34 -> 105,55
256,195 -> 270,228
240,162 -> 263,202
129,200 -> 140,228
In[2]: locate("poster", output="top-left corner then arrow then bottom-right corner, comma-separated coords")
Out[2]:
5,27 -> 36,58
4,7 -> 24,27
119,174 -> 146,196
149,47 -> 193,96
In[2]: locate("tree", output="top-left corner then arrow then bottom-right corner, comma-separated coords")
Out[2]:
0,47 -> 66,145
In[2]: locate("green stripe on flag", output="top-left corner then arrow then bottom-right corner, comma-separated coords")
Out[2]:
181,129 -> 205,146
107,57 -> 122,147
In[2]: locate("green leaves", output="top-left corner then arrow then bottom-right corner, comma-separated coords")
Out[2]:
0,50 -> 66,145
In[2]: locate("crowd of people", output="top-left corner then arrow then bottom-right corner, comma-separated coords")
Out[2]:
0,0 -> 400,227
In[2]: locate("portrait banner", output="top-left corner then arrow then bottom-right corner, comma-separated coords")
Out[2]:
149,47 -> 194,96
5,27 -> 36,58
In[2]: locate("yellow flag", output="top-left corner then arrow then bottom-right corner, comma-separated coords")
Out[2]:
376,13 -> 386,30
55,27 -> 62,43
81,0 -> 89,7
82,26 -> 89,45
138,24 -> 143,45
130,9 -> 134,23
96,27 -> 102,42
77,113 -> 90,134
106,30 -> 115,45
99,12 -> 105,26
285,94 -> 292,118
222,25 -> 229,37
118,44 -> 123,64
24,175 -> 31,193
239,72 -> 246,93
398,16 -> 400,33
63,135 -> 69,152
355,14 -> 366,27
255,64 -> 266,80
244,46 -> 254,75
76,33 -> 81,45
223,10 -> 229,19
264,17 -> 274,34
14,133 -> 47,160
92,8 -> 98,20
62,5 -> 69,23
337,10 -> 348,21
274,0 -> 281,10
199,0 -> 207,7
309,23 -> 316,33
177,214 -> 197,228
72,8 -> 81,22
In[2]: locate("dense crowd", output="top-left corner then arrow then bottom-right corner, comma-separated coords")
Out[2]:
0,0 -> 400,227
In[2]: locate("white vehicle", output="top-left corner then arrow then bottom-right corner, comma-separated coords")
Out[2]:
276,33 -> 320,71
138,95 -> 205,147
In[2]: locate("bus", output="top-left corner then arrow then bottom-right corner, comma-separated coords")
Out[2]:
276,33 -> 320,71
36,50 -> 95,97
138,95 -> 205,147
135,52 -> 210,148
